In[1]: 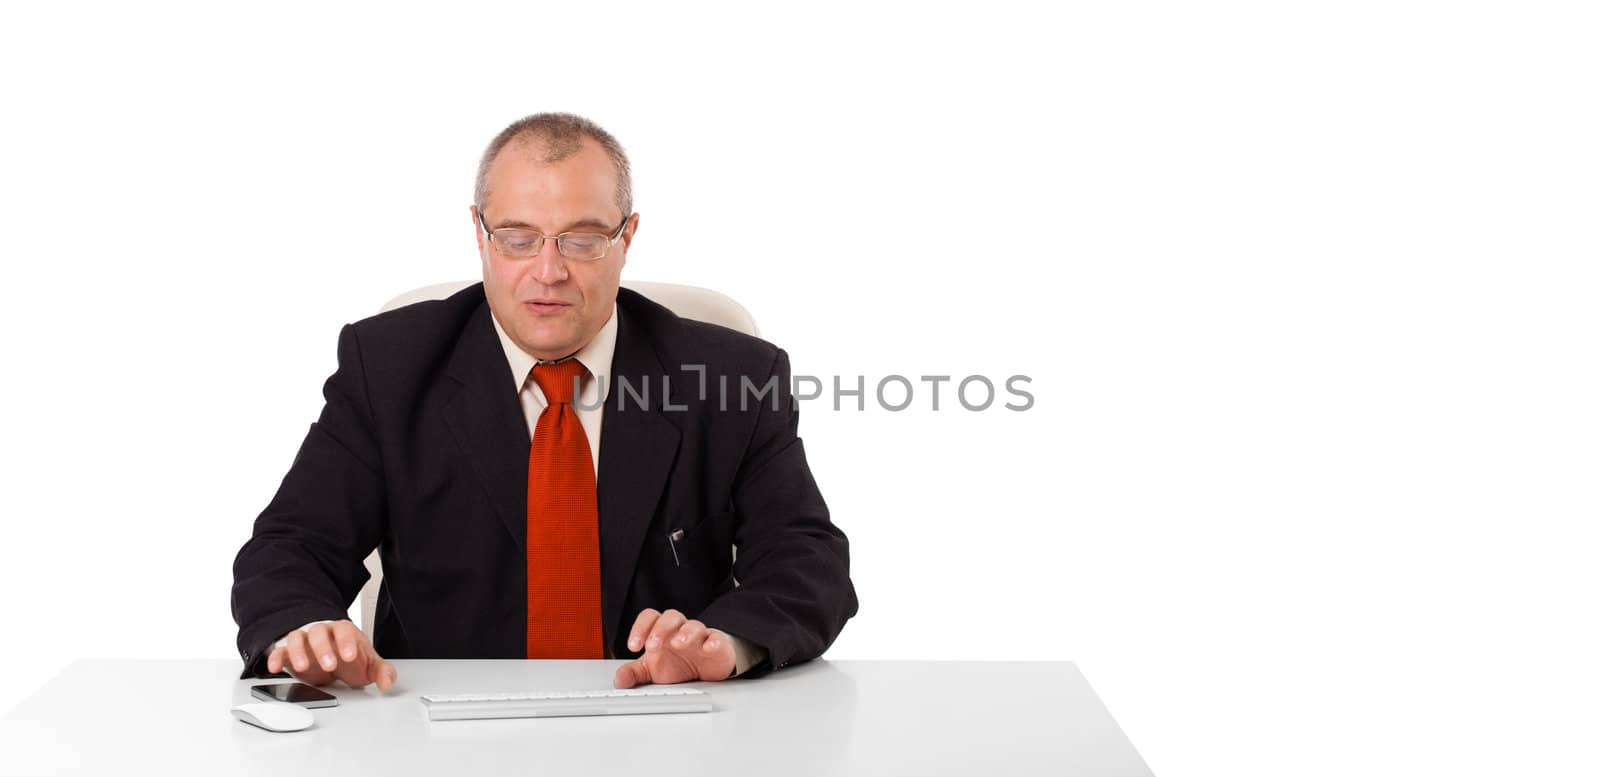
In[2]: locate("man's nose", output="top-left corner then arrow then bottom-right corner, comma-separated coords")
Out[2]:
527,238 -> 569,285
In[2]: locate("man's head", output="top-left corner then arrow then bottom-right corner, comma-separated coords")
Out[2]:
472,113 -> 637,361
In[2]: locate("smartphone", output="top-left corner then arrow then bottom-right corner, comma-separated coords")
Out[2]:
251,682 -> 339,708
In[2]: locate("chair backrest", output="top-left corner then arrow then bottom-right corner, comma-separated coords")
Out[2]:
356,280 -> 759,635
378,280 -> 759,336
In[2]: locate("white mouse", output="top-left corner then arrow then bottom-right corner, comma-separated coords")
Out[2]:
231,702 -> 315,732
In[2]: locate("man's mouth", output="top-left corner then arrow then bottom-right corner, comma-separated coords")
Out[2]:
525,299 -> 571,313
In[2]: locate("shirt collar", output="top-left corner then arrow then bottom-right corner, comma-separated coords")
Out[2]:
489,300 -> 619,399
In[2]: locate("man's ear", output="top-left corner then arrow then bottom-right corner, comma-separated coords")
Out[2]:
618,213 -> 639,268
470,205 -> 485,254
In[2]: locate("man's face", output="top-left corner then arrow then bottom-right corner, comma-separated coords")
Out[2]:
474,136 -> 634,361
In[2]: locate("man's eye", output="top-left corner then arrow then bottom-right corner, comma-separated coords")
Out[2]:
503,236 -> 537,251
564,237 -> 600,251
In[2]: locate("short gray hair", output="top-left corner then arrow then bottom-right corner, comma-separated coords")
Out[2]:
473,112 -> 632,218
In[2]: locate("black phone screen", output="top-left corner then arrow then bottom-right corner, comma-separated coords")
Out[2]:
251,682 -> 338,706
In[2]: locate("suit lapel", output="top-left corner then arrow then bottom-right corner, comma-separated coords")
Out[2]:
442,303 -> 531,550
597,294 -> 681,653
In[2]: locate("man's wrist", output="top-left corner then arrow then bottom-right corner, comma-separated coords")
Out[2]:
724,632 -> 768,678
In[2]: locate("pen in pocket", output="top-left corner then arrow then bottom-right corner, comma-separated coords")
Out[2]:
668,529 -> 685,566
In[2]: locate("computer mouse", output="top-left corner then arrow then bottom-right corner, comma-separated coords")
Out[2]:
231,702 -> 315,732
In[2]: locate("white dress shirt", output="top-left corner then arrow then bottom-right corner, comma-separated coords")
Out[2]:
489,298 -> 617,477
276,300 -> 765,678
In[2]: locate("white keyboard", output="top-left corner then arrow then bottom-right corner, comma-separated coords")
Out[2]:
420,687 -> 712,721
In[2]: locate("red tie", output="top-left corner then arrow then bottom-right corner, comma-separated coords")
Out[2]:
525,359 -> 604,659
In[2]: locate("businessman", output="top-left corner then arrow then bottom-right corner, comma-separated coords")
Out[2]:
231,113 -> 857,690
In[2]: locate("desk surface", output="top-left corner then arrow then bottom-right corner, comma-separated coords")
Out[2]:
2,659 -> 1150,777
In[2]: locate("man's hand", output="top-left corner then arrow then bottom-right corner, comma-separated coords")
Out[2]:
266,620 -> 397,692
613,608 -> 736,688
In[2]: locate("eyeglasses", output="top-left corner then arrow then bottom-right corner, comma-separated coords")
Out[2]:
477,211 -> 631,261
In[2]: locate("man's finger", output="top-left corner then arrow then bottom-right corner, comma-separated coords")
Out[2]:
305,624 -> 339,672
331,642 -> 374,689
703,628 -> 728,654
286,630 -> 312,674
267,645 -> 286,674
627,608 -> 661,652
332,621 -> 362,663
370,657 -> 397,692
645,609 -> 687,651
282,631 -> 334,685
671,619 -> 708,652
613,658 -> 650,689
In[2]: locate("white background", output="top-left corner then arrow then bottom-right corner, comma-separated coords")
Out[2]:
2,2 -> 1596,775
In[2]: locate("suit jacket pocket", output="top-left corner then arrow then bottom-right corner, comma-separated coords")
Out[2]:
664,509 -> 735,568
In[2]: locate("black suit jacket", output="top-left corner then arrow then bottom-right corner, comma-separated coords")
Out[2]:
231,284 -> 857,678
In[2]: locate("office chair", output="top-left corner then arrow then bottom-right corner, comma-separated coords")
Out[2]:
355,280 -> 760,636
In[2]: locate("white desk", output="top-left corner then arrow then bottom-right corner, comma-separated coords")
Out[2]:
2,659 -> 1150,776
